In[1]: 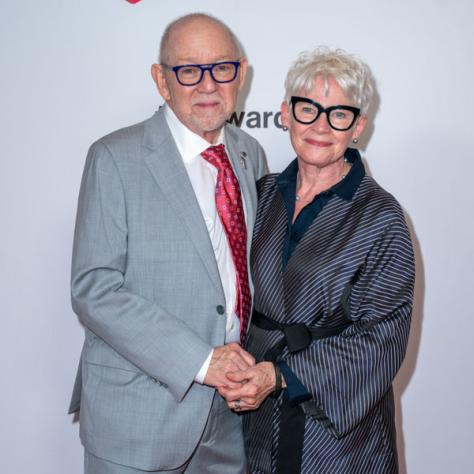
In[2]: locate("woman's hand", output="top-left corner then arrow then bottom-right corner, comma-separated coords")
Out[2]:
218,361 -> 276,412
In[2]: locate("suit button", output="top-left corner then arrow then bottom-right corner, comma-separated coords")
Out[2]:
216,305 -> 225,315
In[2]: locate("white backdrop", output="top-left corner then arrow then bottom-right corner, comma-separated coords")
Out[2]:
1,1 -> 473,473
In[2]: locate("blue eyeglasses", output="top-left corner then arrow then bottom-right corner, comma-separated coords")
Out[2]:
162,61 -> 241,86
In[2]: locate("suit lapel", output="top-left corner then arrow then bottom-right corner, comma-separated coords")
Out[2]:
142,110 -> 223,292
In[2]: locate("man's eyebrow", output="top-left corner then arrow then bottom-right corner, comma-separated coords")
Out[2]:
170,56 -> 235,64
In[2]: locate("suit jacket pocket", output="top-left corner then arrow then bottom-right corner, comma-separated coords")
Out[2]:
81,360 -> 173,442
86,361 -> 142,386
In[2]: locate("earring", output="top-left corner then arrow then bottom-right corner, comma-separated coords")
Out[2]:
352,138 -> 359,144
282,126 -> 288,131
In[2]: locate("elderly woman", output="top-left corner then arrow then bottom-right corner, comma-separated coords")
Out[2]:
220,48 -> 415,473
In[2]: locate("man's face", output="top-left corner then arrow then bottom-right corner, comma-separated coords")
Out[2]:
152,19 -> 247,143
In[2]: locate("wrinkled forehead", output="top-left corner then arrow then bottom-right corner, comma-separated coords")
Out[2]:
165,20 -> 239,64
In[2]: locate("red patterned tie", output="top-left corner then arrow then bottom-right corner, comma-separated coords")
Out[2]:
201,144 -> 251,345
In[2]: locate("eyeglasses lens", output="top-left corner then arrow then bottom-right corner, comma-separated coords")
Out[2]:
293,101 -> 356,131
177,63 -> 237,85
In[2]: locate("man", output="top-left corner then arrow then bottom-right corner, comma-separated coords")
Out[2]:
69,13 -> 267,473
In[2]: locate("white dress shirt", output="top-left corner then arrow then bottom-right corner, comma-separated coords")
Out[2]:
164,106 -> 244,383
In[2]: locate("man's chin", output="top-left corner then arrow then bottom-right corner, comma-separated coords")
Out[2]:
193,116 -> 227,134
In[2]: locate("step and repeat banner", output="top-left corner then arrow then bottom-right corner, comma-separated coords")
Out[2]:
1,1 -> 473,473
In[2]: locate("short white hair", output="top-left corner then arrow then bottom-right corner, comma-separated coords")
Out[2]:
284,47 -> 375,114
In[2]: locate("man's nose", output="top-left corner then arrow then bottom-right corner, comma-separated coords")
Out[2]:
198,69 -> 218,92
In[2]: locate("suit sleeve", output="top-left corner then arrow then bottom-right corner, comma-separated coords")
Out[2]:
282,216 -> 415,438
71,142 -> 212,402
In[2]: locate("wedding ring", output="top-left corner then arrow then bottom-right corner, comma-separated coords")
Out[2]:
234,400 -> 241,411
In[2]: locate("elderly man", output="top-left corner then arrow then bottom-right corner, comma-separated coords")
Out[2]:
69,13 -> 266,474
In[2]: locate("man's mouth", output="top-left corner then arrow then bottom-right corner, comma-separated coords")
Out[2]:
194,101 -> 221,109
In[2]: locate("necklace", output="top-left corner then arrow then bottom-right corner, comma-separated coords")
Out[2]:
295,158 -> 351,202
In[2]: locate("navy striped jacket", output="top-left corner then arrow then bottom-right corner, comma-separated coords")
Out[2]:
244,154 -> 415,474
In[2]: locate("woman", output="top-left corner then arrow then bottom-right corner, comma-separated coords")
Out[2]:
221,48 -> 415,473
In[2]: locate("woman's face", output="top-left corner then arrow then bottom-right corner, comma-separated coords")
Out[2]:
281,75 -> 367,170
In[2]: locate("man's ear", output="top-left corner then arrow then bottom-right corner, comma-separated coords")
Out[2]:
237,58 -> 248,91
151,63 -> 171,101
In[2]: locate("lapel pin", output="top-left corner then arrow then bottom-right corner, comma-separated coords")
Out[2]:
239,151 -> 247,169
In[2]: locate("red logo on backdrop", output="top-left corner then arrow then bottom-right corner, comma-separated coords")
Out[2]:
126,0 -> 142,3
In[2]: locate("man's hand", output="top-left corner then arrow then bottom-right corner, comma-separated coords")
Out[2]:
218,361 -> 276,411
203,343 -> 255,389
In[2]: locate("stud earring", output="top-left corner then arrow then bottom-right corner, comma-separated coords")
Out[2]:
352,138 -> 359,144
282,126 -> 288,131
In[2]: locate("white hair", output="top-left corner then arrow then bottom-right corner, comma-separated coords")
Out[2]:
284,47 -> 375,114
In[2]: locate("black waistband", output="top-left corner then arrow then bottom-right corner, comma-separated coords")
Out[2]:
251,309 -> 351,361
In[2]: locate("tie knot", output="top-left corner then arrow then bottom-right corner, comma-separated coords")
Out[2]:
201,144 -> 231,170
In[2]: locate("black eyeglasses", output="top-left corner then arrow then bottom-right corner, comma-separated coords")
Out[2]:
290,96 -> 360,131
162,61 -> 241,86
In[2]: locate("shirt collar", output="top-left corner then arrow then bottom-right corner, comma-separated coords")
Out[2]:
277,147 -> 365,202
333,148 -> 365,201
164,105 -> 225,164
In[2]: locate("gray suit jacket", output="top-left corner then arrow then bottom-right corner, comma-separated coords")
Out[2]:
69,108 -> 266,471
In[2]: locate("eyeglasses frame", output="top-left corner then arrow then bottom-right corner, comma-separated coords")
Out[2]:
290,96 -> 361,131
162,61 -> 241,86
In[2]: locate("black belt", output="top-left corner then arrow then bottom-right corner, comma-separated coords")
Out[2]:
251,310 -> 351,473
252,309 -> 351,362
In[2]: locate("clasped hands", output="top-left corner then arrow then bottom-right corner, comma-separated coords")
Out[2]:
203,342 -> 276,412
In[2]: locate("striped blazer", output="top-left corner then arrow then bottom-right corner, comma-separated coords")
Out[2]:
244,163 -> 415,474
